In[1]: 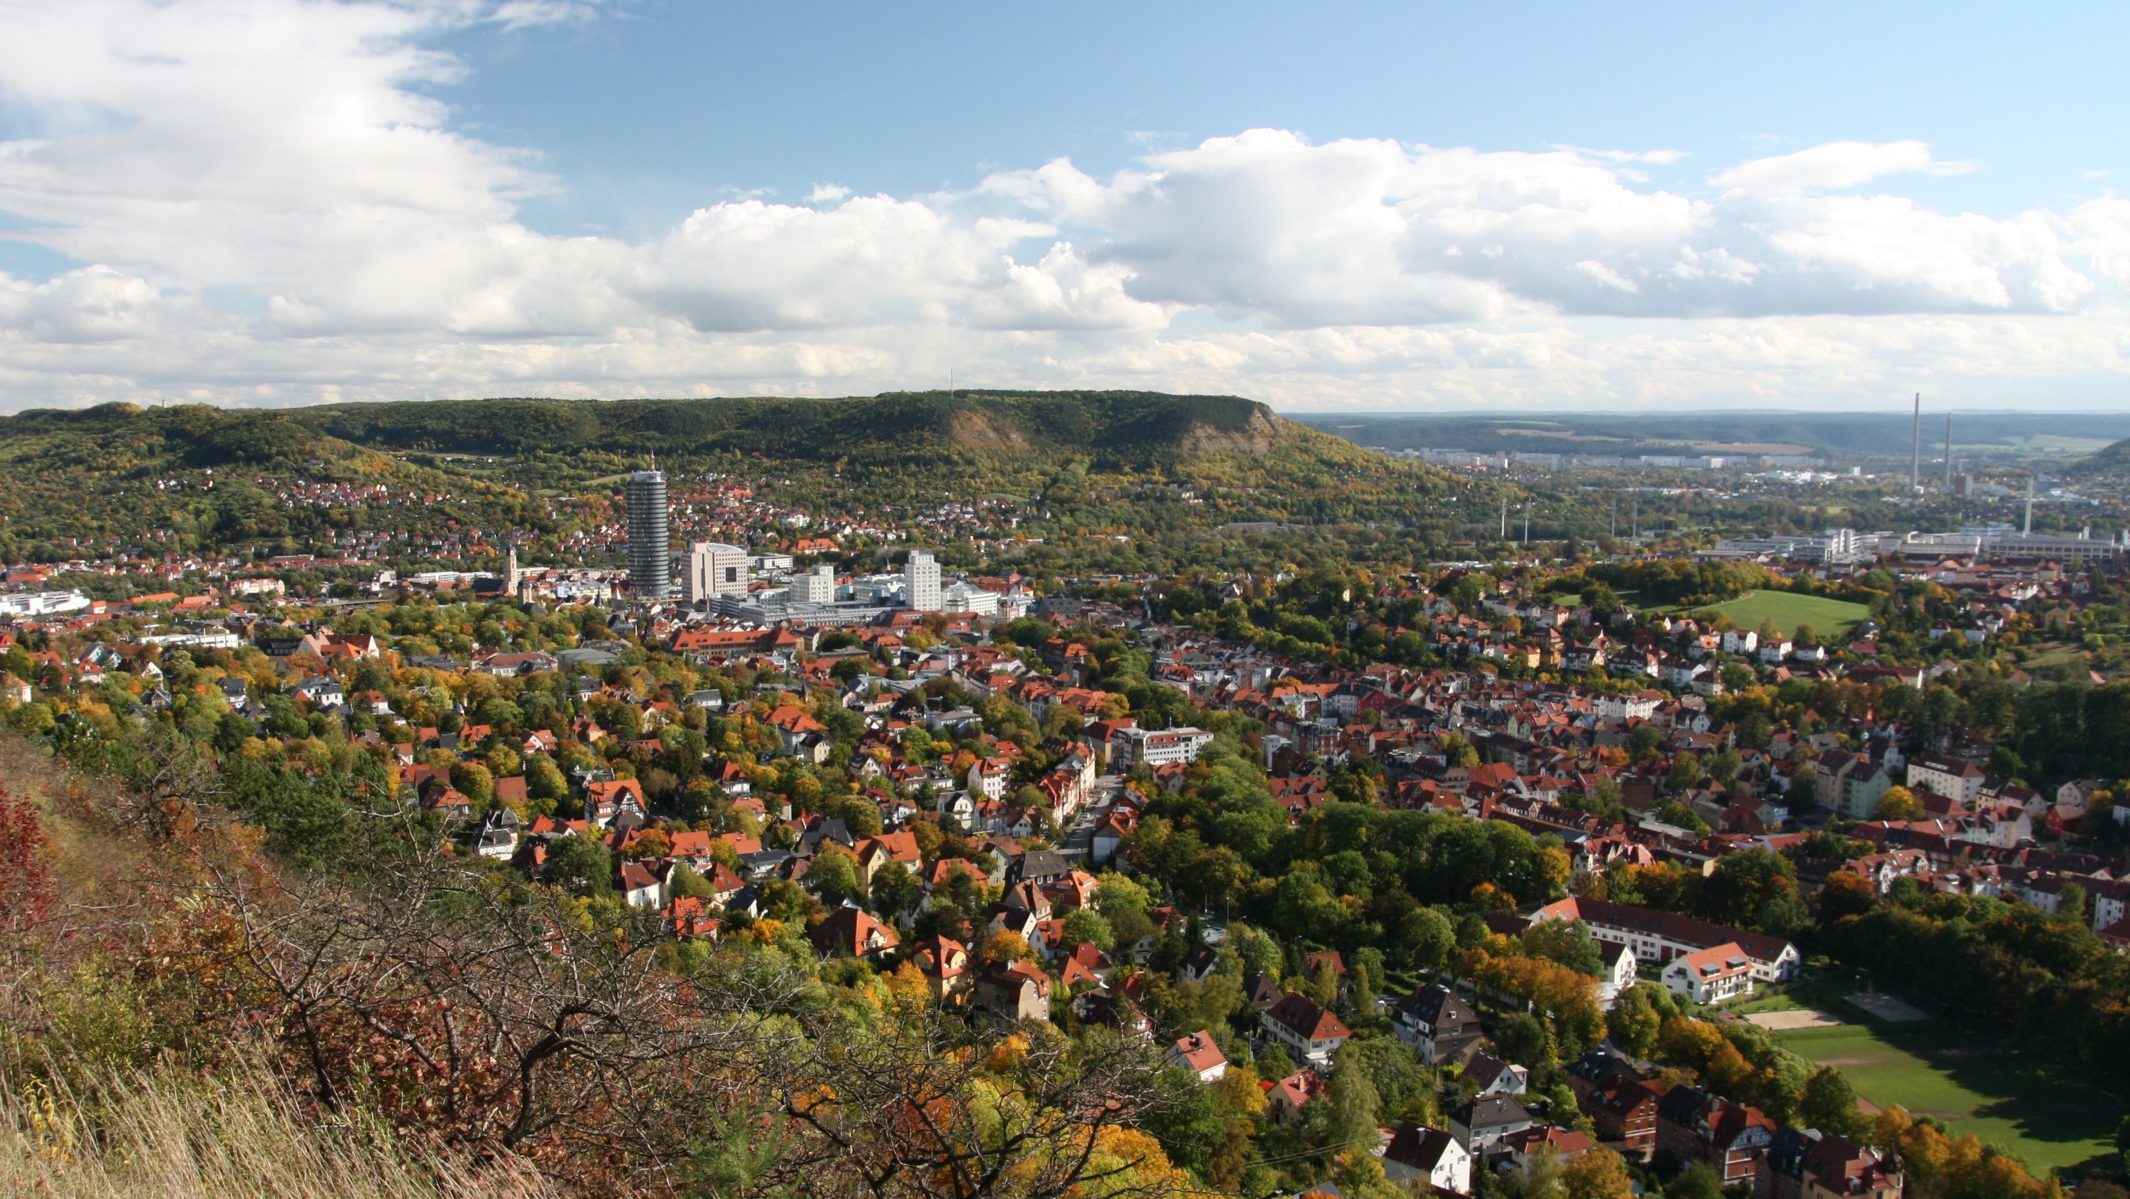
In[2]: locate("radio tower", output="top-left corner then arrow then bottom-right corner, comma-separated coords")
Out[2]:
1943,413 -> 1954,491
1909,393 -> 1922,491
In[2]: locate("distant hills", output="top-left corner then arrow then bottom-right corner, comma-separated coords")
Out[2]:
1298,410 -> 2130,463
0,391 -> 1485,566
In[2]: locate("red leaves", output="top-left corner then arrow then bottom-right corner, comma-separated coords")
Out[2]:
0,782 -> 56,935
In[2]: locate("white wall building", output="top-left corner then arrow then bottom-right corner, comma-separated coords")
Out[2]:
682,541 -> 750,604
941,580 -> 1000,616
905,551 -> 941,612
799,564 -> 837,605
0,590 -> 90,617
1111,726 -> 1215,770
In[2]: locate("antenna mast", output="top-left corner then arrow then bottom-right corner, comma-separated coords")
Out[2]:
1909,392 -> 1922,491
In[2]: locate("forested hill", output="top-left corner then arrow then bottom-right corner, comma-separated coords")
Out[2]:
286,391 -> 1306,468
0,391 -> 1368,472
2071,434 -> 2130,482
0,392 -> 1491,566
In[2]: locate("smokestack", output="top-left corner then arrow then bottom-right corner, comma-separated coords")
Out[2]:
2024,477 -> 2034,535
1910,393 -> 1921,491
1943,413 -> 1954,490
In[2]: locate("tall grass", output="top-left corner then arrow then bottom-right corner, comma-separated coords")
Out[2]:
0,1055 -> 556,1199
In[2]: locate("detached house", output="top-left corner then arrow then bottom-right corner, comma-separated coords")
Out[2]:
974,960 -> 1053,1022
1657,1087 -> 1777,1189
1391,984 -> 1483,1064
1661,942 -> 1757,1004
1763,1129 -> 1904,1199
1567,1050 -> 1662,1161
1451,1094 -> 1533,1151
1381,1123 -> 1471,1195
1262,993 -> 1352,1067
1168,1031 -> 1228,1083
810,903 -> 899,960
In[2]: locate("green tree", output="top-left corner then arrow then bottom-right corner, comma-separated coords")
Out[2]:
1667,1163 -> 1725,1199
808,843 -> 865,904
1520,919 -> 1603,976
544,833 -> 614,898
1059,907 -> 1115,955
1797,1066 -> 1868,1139
869,860 -> 919,918
1607,984 -> 1666,1059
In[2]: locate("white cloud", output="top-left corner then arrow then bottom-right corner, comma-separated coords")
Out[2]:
987,130 -> 2102,323
0,3 -> 2126,413
1709,139 -> 1976,193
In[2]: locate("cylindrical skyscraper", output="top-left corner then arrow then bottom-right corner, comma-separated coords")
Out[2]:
626,470 -> 672,599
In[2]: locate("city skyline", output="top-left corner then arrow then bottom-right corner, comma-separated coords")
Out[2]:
1,1 -> 2126,414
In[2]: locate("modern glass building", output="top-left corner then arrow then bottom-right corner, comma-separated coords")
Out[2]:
625,470 -> 672,599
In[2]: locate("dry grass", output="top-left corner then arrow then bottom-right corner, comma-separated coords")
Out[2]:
0,1056 -> 557,1199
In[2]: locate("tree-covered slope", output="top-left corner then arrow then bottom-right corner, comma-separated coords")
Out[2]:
0,392 -> 1489,565
290,390 -> 1304,468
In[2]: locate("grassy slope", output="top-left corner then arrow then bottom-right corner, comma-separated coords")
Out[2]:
0,1057 -> 557,1199
1775,1016 -> 2125,1177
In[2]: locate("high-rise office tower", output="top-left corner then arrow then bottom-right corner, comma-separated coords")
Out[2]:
682,540 -> 749,604
904,550 -> 941,612
626,470 -> 672,599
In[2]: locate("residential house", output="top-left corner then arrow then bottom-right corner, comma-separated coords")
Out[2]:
1764,1130 -> 1905,1199
1661,942 -> 1757,1004
1656,1087 -> 1776,1189
974,960 -> 1053,1022
1451,1094 -> 1533,1151
810,904 -> 899,960
1168,1031 -> 1228,1083
1567,1050 -> 1663,1161
1266,1069 -> 1331,1125
1391,984 -> 1484,1065
1381,1123 -> 1472,1195
1262,993 -> 1353,1067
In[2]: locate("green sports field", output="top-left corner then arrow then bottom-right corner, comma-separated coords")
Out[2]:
1686,589 -> 1870,639
1774,1013 -> 2124,1178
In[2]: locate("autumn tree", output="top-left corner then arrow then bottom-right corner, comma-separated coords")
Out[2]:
1873,785 -> 1924,822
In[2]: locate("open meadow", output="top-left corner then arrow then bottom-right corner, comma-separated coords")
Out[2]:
1775,1008 -> 2125,1179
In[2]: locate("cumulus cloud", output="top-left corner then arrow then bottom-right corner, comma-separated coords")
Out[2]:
0,1 -> 2126,413
987,130 -> 2094,323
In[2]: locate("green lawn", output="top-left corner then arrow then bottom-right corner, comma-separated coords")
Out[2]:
1775,1010 -> 2124,1178
1685,589 -> 1870,639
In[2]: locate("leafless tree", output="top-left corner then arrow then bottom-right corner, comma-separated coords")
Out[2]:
746,1006 -> 1197,1199
189,832 -> 806,1192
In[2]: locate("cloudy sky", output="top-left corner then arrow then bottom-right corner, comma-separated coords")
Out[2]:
1,0 -> 2126,414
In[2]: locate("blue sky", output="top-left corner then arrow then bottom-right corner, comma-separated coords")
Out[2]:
0,0 -> 2125,412
437,2 -> 2122,232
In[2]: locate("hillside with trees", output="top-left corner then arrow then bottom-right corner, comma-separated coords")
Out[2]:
0,392 -> 1496,570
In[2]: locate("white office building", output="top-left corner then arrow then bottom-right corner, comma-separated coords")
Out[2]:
682,541 -> 750,604
905,550 -> 941,612
940,580 -> 1000,616
798,564 -> 837,604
